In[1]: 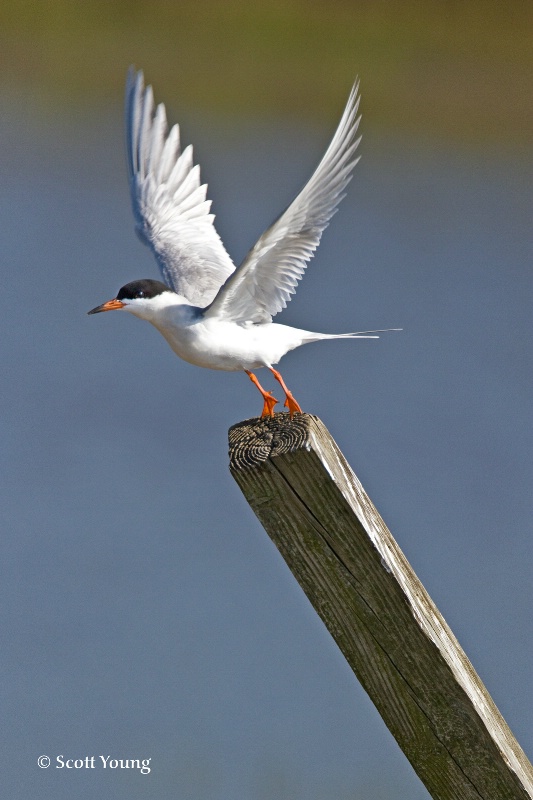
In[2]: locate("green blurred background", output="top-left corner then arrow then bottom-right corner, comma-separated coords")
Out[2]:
1,0 -> 532,144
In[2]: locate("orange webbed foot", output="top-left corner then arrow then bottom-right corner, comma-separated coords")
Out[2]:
283,393 -> 303,418
261,393 -> 279,417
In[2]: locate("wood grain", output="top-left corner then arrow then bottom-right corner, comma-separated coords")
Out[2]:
229,413 -> 533,800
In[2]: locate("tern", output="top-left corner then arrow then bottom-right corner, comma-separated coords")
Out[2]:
89,68 -> 399,416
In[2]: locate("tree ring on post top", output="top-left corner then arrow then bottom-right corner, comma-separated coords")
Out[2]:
228,413 -> 314,470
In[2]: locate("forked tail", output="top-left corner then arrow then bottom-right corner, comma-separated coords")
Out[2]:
306,327 -> 402,342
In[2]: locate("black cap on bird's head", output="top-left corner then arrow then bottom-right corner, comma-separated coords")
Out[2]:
87,279 -> 172,314
116,279 -> 172,301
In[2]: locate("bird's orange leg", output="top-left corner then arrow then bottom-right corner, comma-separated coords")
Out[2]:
269,368 -> 303,418
245,370 -> 279,417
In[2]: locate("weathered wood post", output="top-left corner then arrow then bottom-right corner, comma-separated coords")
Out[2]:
228,413 -> 533,800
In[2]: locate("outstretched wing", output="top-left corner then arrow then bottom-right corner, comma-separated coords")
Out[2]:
125,68 -> 235,306
205,83 -> 361,324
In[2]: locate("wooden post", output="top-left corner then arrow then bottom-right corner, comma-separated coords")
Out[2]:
228,413 -> 533,800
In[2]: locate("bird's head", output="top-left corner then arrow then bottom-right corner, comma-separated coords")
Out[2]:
88,279 -> 176,320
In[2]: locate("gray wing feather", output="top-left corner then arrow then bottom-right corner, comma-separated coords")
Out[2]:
125,68 -> 235,306
205,82 -> 361,324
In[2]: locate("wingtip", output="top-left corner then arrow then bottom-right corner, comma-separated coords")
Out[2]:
126,65 -> 146,97
349,78 -> 361,106
126,64 -> 140,88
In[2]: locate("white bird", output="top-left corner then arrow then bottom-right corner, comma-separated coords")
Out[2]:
89,68 -> 399,417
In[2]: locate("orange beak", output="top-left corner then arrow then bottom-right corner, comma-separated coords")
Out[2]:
87,298 -> 125,315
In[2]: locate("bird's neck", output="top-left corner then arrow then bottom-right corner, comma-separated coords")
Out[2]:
147,295 -> 201,329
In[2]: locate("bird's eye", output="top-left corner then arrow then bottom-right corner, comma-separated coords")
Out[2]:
136,290 -> 145,299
